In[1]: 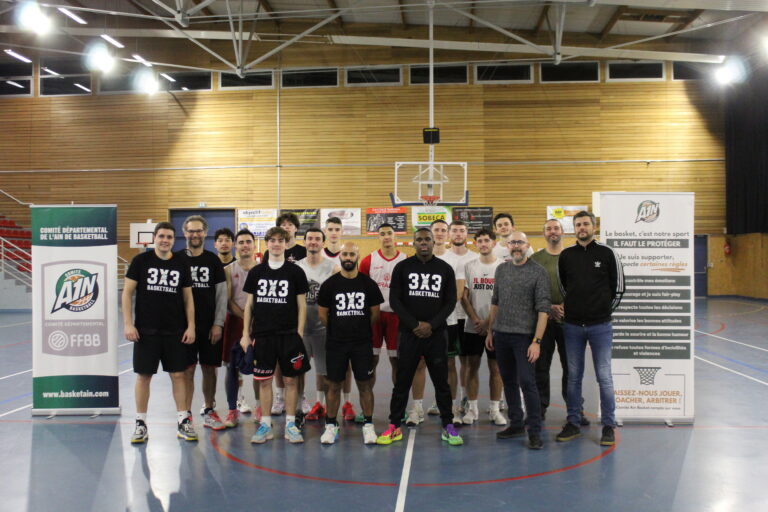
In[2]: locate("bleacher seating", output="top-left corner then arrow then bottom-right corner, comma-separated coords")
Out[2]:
0,214 -> 32,275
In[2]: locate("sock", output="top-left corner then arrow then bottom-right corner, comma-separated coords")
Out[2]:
469,399 -> 478,412
490,400 -> 500,412
342,392 -> 351,403
286,415 -> 296,424
460,387 -> 466,400
453,398 -> 460,408
254,400 -> 261,408
317,391 -> 326,405
275,387 -> 284,400
414,399 -> 423,409
364,416 -> 373,424
326,416 -> 338,426
177,411 -> 188,423
136,413 -> 147,422
261,416 -> 272,427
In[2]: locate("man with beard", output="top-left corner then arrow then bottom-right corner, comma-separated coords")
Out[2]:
317,242 -> 383,444
485,231 -> 550,450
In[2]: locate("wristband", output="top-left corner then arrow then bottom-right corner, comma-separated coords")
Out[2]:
532,337 -> 541,345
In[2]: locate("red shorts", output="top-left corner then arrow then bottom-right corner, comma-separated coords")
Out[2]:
222,313 -> 244,363
372,311 -> 399,355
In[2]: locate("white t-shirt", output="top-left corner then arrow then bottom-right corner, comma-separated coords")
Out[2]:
359,249 -> 407,313
493,242 -> 534,261
297,258 -> 337,334
463,257 -> 503,333
436,248 -> 479,323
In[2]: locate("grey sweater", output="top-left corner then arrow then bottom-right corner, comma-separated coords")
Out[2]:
491,259 -> 551,335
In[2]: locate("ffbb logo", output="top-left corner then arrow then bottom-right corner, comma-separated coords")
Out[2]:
51,269 -> 99,313
635,200 -> 660,223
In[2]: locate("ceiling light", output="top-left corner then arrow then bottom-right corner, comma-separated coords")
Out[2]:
132,54 -> 152,67
134,69 -> 158,94
74,82 -> 91,92
182,87 -> 189,91
714,57 -> 747,86
3,49 -> 32,63
6,80 -> 25,89
17,2 -> 52,36
100,34 -> 124,49
160,73 -> 176,82
57,7 -> 87,25
42,67 -> 59,76
85,42 -> 115,73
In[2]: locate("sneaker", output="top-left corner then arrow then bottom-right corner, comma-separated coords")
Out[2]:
224,409 -> 239,428
452,406 -> 462,425
555,423 -> 581,442
301,396 -> 311,415
489,409 -> 508,426
285,421 -> 304,443
405,404 -> 424,426
460,396 -> 469,414
427,402 -> 440,416
354,412 -> 366,424
527,433 -> 543,450
250,422 -> 274,444
306,402 -> 326,421
496,425 -> 525,439
271,396 -> 285,415
253,406 -> 263,423
203,410 -> 226,431
237,397 -> 252,414
342,401 -> 356,421
177,418 -> 198,441
600,426 -> 615,446
580,410 -> 591,426
320,423 -> 340,444
131,420 -> 148,444
441,424 -> 464,446
376,424 -> 403,445
294,411 -> 306,430
199,401 -> 216,416
499,398 -> 507,411
362,423 -> 377,444
462,408 -> 478,425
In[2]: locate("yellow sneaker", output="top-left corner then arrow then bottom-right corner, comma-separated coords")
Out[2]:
376,424 -> 403,445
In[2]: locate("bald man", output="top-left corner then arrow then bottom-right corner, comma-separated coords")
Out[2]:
317,242 -> 383,444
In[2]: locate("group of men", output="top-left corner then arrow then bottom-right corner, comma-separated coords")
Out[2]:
124,209 -> 624,450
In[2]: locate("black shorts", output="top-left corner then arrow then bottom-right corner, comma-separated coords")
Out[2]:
326,339 -> 374,383
133,333 -> 190,374
187,325 -> 224,367
446,324 -> 462,357
461,331 -> 497,359
252,332 -> 311,380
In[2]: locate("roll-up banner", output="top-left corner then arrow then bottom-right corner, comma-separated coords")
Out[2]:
31,205 -> 120,415
601,193 -> 694,424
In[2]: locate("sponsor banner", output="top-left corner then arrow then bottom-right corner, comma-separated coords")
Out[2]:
366,207 -> 407,235
546,205 -> 588,234
320,208 -> 361,236
32,205 -> 119,415
280,208 -> 320,236
411,206 -> 451,230
237,209 -> 277,237
451,207 -> 493,232
601,192 -> 694,422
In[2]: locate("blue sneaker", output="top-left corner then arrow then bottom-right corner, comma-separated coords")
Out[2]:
285,421 -> 304,443
250,422 -> 274,444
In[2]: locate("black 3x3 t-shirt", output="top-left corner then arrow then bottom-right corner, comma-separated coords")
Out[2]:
175,249 -> 226,331
317,273 -> 384,343
243,261 -> 309,336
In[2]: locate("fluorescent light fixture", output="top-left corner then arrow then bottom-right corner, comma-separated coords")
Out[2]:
5,80 -> 25,89
134,69 -> 159,94
160,73 -> 176,82
100,34 -> 124,49
3,49 -> 32,63
42,67 -> 59,76
86,42 -> 115,73
57,7 -> 87,24
17,2 -> 52,35
132,54 -> 152,67
74,82 -> 91,92
714,57 -> 747,86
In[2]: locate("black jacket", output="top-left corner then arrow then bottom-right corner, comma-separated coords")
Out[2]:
389,255 -> 457,332
558,240 -> 625,326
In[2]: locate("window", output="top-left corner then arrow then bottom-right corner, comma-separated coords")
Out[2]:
475,64 -> 532,84
0,55 -> 33,97
345,66 -> 402,86
161,71 -> 211,91
607,61 -> 665,82
281,68 -> 338,88
40,55 -> 91,96
540,61 -> 600,83
220,70 -> 274,90
672,62 -> 719,81
410,64 -> 468,85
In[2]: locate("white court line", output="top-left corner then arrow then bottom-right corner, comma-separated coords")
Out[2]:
0,321 -> 32,329
395,429 -> 416,512
0,369 -> 32,381
695,330 -> 768,353
695,356 -> 768,387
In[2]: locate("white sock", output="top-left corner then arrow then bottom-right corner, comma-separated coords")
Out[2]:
343,392 -> 351,403
254,400 -> 261,408
453,398 -> 460,408
136,413 -> 147,422
460,387 -> 466,400
261,416 -> 272,427
317,391 -> 326,405
275,387 -> 285,399
414,399 -> 423,409
177,411 -> 188,423
286,415 -> 296,424
490,400 -> 500,412
469,399 -> 478,412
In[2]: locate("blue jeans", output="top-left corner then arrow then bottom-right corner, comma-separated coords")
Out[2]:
493,331 -> 541,435
563,321 -> 616,428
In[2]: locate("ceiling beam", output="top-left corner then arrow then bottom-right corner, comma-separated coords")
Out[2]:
189,0 -> 215,17
326,0 -> 344,29
397,0 -> 408,29
533,5 -> 550,36
468,2 -> 475,30
600,6 -> 626,41
666,9 -> 704,40
256,0 -> 280,27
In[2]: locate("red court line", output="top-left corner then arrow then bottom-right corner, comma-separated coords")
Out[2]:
0,339 -> 31,349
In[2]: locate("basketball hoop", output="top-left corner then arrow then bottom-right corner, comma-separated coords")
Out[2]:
421,195 -> 440,206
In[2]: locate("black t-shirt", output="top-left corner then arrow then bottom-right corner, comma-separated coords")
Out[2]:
264,244 -> 307,263
126,251 -> 192,336
317,273 -> 384,343
243,261 -> 309,335
389,255 -> 457,332
175,249 -> 226,330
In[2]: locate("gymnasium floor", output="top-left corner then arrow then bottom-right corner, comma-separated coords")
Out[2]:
0,297 -> 766,512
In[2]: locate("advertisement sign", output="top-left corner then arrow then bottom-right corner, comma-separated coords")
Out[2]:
546,206 -> 589,234
280,208 -> 320,236
366,207 -> 407,234
451,207 -> 493,233
411,206 -> 451,230
237,209 -> 277,237
320,208 -> 361,236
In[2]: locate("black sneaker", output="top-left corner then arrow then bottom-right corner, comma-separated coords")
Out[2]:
496,425 -> 526,439
527,433 -> 543,450
579,410 -> 591,426
600,426 -> 615,446
555,423 -> 581,442
177,417 -> 198,441
295,411 -> 306,430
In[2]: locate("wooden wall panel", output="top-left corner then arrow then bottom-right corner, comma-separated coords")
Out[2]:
708,234 -> 768,299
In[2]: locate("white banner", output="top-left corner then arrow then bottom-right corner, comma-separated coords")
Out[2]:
601,193 -> 694,423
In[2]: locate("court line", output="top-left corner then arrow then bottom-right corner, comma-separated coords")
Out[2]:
695,356 -> 768,387
0,369 -> 32,381
0,321 -> 32,329
395,429 -> 416,512
695,330 -> 768,353
696,347 -> 768,375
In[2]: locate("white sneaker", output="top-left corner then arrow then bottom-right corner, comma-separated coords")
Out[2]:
427,402 -> 440,416
271,395 -> 285,415
237,395 -> 252,414
405,404 -> 424,426
301,396 -> 311,415
490,409 -> 508,426
462,408 -> 478,425
199,401 -> 216,416
499,398 -> 507,411
452,406 -> 462,425
321,423 -> 340,444
362,423 -> 377,444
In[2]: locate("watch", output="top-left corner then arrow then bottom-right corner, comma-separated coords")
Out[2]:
532,337 -> 541,345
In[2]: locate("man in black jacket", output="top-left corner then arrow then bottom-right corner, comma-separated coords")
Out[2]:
377,228 -> 464,446
556,211 -> 625,447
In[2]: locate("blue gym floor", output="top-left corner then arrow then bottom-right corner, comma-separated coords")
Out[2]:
1,297 -> 766,512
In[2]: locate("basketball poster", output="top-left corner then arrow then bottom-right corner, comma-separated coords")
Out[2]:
366,207 -> 407,234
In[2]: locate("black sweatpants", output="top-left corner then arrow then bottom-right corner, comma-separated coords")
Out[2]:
389,329 -> 453,428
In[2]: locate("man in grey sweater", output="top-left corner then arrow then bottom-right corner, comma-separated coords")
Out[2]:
485,231 -> 550,449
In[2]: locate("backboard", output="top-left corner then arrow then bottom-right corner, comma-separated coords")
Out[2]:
390,161 -> 469,207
